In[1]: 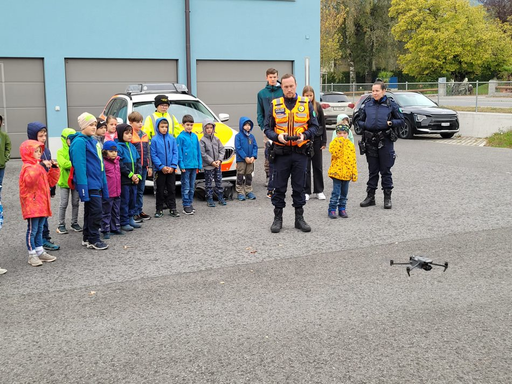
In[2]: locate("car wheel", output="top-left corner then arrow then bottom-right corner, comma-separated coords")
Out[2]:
398,119 -> 414,139
353,118 -> 363,135
440,132 -> 455,139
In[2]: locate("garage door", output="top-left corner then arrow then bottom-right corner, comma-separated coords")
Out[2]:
0,58 -> 46,158
196,60 -> 293,145
65,59 -> 178,128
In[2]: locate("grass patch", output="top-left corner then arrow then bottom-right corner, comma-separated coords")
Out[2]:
441,106 -> 512,113
486,130 -> 512,148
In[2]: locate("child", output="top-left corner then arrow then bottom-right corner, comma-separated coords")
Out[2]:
176,114 -> 202,215
69,113 -> 109,250
101,141 -> 123,238
0,114 -> 11,203
56,128 -> 81,234
143,94 -> 182,140
234,117 -> 258,201
116,123 -> 142,230
328,124 -> 358,219
200,119 -> 226,207
150,118 -> 179,218
332,114 -> 354,145
104,115 -> 118,142
93,117 -> 107,148
129,111 -> 151,222
27,121 -> 60,251
19,140 -> 59,266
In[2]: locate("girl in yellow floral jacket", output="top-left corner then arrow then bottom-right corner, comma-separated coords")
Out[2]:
328,125 -> 357,219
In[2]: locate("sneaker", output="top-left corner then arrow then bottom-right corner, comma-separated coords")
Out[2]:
191,205 -> 196,213
129,218 -> 142,228
305,194 -> 310,201
102,232 -> 111,240
110,230 -> 124,235
246,192 -> 256,200
238,193 -> 246,201
207,198 -> 216,207
217,197 -> 227,206
121,224 -> 134,231
28,255 -> 42,267
38,252 -> 57,263
88,241 -> 109,250
139,212 -> 151,220
43,240 -> 60,251
0,268 -> 7,275
155,210 -> 164,218
132,215 -> 143,223
56,225 -> 68,235
70,223 -> 83,232
328,210 -> 338,219
81,240 -> 90,247
339,209 -> 349,218
169,209 -> 180,217
183,206 -> 193,215
317,192 -> 326,200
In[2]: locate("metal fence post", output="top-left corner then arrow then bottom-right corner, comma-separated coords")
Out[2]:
405,81 -> 408,91
475,80 -> 479,113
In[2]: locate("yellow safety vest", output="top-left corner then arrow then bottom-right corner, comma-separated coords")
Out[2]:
272,96 -> 310,147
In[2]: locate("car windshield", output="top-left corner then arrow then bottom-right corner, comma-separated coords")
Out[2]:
322,93 -> 349,103
392,93 -> 437,107
133,100 -> 217,123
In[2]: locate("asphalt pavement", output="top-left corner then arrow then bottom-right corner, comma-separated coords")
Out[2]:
1,137 -> 511,383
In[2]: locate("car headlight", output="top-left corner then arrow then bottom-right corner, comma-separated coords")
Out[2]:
415,114 -> 428,122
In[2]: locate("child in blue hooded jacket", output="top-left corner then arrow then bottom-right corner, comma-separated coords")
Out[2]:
234,117 -> 258,201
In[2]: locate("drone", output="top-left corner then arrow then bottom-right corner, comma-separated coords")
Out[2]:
390,256 -> 448,276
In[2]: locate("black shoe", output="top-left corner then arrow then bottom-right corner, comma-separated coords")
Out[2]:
360,189 -> 376,207
155,210 -> 164,218
169,209 -> 180,217
133,215 -> 143,223
271,208 -> 283,233
88,241 -> 109,250
183,206 -> 193,215
384,189 -> 392,209
294,207 -> 311,232
139,212 -> 151,220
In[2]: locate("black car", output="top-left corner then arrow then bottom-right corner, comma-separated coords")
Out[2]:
352,91 -> 459,139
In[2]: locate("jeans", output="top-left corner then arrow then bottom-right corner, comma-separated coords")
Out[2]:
135,167 -> 147,215
58,187 -> 80,226
328,179 -> 350,211
26,217 -> 45,253
83,189 -> 103,244
0,167 -> 4,201
120,184 -> 137,225
181,169 -> 197,207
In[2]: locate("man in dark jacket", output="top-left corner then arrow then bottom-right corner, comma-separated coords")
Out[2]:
357,81 -> 404,209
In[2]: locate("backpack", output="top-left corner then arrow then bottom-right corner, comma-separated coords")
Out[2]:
194,181 -> 234,201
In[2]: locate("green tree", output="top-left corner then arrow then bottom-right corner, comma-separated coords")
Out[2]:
390,0 -> 512,81
321,0 -> 346,71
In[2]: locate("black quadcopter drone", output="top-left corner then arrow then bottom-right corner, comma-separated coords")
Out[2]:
390,256 -> 448,276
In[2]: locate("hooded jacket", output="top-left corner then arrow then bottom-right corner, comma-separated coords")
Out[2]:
19,140 -> 60,219
328,137 -> 358,182
57,128 -> 76,188
27,122 -> 52,167
176,128 -> 202,170
103,155 -> 122,198
235,117 -> 258,163
200,119 -> 225,171
0,127 -> 11,169
131,128 -> 150,168
115,124 -> 142,185
69,131 -> 109,201
257,82 -> 284,128
150,118 -> 179,171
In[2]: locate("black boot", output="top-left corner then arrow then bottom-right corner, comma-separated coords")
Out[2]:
360,188 -> 376,207
271,208 -> 283,233
384,189 -> 392,209
294,207 -> 311,232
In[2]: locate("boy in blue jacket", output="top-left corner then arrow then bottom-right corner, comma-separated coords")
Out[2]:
235,117 -> 258,201
116,124 -> 142,230
176,114 -> 202,215
150,118 -> 179,218
69,113 -> 109,250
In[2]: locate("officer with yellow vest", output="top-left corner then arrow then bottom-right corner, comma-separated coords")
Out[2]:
264,74 -> 319,233
143,95 -> 182,140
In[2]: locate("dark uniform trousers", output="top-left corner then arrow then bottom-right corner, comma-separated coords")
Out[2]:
271,150 -> 308,209
366,136 -> 396,190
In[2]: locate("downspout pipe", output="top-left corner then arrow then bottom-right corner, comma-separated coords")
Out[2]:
185,0 -> 191,92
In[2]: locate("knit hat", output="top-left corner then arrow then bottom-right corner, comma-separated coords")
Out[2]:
77,113 -> 97,130
96,117 -> 107,129
337,114 -> 349,125
103,141 -> 118,151
154,94 -> 170,108
336,124 -> 350,133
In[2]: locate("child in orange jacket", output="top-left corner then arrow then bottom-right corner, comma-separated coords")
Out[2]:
19,140 -> 60,267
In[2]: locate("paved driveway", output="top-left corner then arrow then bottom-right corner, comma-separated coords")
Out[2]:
1,139 -> 511,383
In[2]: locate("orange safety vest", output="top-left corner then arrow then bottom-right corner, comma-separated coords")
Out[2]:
131,130 -> 149,166
272,96 -> 310,147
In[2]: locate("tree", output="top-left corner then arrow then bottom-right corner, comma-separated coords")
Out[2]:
479,0 -> 512,24
390,0 -> 512,81
321,0 -> 346,71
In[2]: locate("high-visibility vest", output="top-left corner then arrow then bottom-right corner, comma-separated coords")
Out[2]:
272,96 -> 310,147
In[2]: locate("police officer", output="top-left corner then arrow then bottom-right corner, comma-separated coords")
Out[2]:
264,74 -> 318,233
357,81 -> 404,209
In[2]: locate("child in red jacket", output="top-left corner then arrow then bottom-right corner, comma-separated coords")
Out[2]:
19,140 -> 60,267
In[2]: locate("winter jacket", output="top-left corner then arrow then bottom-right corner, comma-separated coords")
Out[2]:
150,118 -> 179,171
257,82 -> 284,128
131,129 -> 150,168
357,95 -> 404,132
92,134 -> 105,149
69,132 -> 109,201
0,129 -> 11,169
313,105 -> 327,147
115,124 -> 142,185
27,122 -> 52,167
19,140 -> 60,219
103,156 -> 122,198
143,112 -> 182,140
328,137 -> 358,182
56,128 -> 76,188
200,119 -> 225,171
235,117 -> 258,162
176,130 -> 202,170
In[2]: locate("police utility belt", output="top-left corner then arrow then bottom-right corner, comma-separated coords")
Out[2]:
358,128 -> 397,156
268,142 -> 313,163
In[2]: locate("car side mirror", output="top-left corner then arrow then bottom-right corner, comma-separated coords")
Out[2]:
218,113 -> 229,122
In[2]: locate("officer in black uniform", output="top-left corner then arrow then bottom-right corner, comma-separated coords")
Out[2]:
357,81 -> 404,209
264,74 -> 318,233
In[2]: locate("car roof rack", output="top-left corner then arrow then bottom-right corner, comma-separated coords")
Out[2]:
126,83 -> 189,95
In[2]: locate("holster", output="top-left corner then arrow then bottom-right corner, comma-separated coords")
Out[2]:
358,140 -> 366,155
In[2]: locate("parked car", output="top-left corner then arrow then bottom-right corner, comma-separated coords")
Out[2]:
352,91 -> 459,139
319,92 -> 355,126
100,83 -> 238,184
